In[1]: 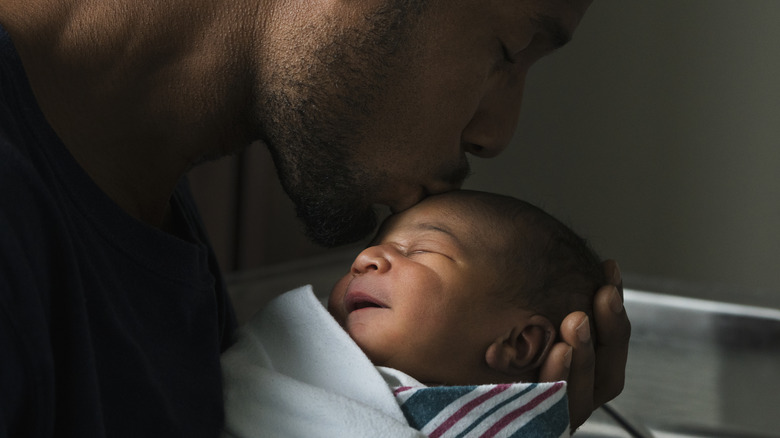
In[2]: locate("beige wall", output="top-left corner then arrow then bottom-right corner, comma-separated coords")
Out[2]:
190,1 -> 780,308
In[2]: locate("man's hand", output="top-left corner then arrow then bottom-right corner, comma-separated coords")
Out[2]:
538,260 -> 631,430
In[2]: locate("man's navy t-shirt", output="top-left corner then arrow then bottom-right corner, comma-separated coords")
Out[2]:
0,25 -> 236,437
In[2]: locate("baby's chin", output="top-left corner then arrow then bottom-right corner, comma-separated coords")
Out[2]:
345,333 -> 387,367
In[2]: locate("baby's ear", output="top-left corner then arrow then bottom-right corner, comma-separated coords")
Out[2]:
485,315 -> 555,377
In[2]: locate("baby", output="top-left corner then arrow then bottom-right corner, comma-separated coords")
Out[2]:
328,189 -> 603,386
221,190 -> 605,438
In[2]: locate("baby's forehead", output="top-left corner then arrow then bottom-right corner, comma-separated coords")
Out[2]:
378,195 -> 514,248
383,196 -> 478,231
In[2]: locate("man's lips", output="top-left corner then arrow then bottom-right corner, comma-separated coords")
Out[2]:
345,291 -> 389,313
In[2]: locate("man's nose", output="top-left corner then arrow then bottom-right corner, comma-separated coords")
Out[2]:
461,75 -> 526,158
351,245 -> 392,275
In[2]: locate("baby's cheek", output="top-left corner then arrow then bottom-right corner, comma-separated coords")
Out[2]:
328,277 -> 355,324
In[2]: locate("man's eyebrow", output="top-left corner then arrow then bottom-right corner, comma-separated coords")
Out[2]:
531,14 -> 572,49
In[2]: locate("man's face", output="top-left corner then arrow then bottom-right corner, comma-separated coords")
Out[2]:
327,195 -> 524,385
254,0 -> 592,246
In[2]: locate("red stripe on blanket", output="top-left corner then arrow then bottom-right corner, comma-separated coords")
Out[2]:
393,386 -> 413,396
479,382 -> 565,438
428,384 -> 512,438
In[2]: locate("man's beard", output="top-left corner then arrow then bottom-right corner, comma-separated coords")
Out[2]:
255,2 -> 427,247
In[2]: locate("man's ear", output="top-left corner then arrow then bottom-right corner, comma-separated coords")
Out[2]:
485,315 -> 556,376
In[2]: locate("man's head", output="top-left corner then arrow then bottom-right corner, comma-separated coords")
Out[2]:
327,190 -> 603,385
252,0 -> 593,246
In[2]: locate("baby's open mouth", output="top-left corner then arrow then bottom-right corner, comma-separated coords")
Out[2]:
345,292 -> 388,313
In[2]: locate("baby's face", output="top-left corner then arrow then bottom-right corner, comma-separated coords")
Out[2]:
328,196 -> 524,385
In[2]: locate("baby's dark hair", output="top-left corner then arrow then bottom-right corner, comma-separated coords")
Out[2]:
447,190 -> 605,339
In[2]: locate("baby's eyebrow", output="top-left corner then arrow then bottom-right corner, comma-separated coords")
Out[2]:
413,222 -> 462,246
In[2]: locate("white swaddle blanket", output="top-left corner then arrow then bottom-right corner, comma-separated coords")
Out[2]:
221,285 -> 424,438
221,285 -> 569,438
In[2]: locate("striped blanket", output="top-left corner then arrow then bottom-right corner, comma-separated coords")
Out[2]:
393,382 -> 569,438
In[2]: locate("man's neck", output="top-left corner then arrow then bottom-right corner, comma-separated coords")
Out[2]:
0,0 -> 261,226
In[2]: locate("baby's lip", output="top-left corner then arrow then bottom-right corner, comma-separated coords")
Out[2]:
344,290 -> 389,313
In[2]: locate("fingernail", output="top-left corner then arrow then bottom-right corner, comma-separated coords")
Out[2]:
563,346 -> 573,370
576,316 -> 591,343
610,261 -> 622,286
609,286 -> 624,314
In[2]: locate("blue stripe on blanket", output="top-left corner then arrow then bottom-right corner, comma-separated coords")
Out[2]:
401,385 -> 478,429
509,396 -> 568,438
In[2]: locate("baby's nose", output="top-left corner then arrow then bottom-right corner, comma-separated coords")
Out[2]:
351,245 -> 391,274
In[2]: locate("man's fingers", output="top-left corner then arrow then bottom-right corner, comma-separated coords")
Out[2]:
538,343 -> 572,383
552,260 -> 631,430
603,259 -> 623,295
559,311 -> 596,430
592,284 -> 631,407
